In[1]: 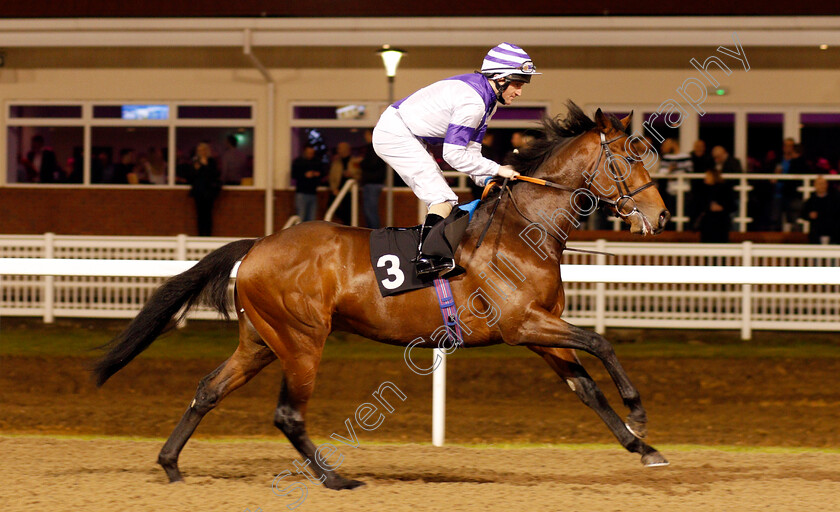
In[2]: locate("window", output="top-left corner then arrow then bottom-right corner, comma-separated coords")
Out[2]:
746,113 -> 783,171
7,126 -> 84,183
699,112 -> 735,154
642,112 -> 679,152
800,113 -> 840,170
5,102 -> 255,186
177,127 -> 253,186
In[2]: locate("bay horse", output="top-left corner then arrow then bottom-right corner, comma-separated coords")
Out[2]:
92,102 -> 671,489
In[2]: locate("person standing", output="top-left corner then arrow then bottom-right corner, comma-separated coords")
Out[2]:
800,175 -> 840,244
328,142 -> 361,225
22,135 -> 61,183
188,142 -> 222,236
220,135 -> 249,185
692,169 -> 735,243
359,130 -> 387,229
372,42 -> 537,276
291,144 -> 324,222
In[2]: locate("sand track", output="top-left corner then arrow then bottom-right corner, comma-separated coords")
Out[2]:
2,355 -> 840,511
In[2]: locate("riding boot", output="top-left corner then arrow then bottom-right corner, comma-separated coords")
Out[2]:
414,213 -> 457,277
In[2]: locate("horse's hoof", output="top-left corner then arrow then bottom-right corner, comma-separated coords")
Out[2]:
641,451 -> 670,467
325,477 -> 365,490
625,421 -> 647,440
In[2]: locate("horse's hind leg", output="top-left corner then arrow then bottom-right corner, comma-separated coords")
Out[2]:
157,317 -> 276,483
273,353 -> 364,490
528,346 -> 669,467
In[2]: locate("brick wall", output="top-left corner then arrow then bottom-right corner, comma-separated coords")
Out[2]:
0,187 -> 433,236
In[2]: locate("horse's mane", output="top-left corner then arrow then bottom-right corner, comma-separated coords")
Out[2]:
508,101 -> 629,177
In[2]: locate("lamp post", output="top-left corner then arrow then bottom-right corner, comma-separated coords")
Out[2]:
377,45 -> 405,227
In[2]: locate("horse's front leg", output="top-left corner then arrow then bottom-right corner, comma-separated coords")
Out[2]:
528,346 -> 668,467
505,305 -> 650,441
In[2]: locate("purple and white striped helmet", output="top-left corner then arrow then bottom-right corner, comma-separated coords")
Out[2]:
480,42 -> 540,83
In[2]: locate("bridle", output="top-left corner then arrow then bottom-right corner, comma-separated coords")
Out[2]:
476,131 -> 658,251
510,132 -> 657,219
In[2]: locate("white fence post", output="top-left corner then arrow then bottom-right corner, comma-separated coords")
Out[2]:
176,233 -> 187,261
734,175 -> 751,233
351,182 -> 359,227
43,232 -> 55,323
432,347 -> 446,447
741,241 -> 753,341
595,238 -> 607,334
176,234 -> 188,328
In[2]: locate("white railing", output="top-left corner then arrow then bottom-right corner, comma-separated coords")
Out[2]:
2,235 -> 840,340
282,215 -> 302,229
324,179 -> 359,226
0,234 -> 240,322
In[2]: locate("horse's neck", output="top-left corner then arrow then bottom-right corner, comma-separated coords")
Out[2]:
461,139 -> 591,266
509,148 -> 588,243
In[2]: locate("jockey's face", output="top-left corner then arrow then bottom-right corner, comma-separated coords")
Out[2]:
501,80 -> 526,105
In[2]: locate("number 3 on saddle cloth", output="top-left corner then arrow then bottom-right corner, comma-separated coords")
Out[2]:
369,200 -> 479,346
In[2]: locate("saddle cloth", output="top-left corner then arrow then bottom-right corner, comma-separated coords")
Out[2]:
369,201 -> 476,297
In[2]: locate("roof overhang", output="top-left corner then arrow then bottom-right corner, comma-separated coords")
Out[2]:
0,16 -> 838,48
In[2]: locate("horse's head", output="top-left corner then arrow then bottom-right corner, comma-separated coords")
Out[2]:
509,102 -> 669,236
587,109 -> 669,235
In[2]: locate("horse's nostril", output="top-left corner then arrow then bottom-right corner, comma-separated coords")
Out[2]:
659,210 -> 671,227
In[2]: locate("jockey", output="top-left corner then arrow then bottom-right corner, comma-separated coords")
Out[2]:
373,42 -> 540,277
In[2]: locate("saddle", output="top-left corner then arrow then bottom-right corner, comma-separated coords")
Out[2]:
369,200 -> 478,298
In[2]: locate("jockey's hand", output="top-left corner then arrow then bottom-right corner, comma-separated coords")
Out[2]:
497,165 -> 520,180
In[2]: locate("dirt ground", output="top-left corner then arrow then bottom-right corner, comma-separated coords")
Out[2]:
2,356 -> 840,447
2,355 -> 840,511
2,437 -> 839,512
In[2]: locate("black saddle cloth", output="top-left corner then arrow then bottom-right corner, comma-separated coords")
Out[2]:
369,207 -> 470,297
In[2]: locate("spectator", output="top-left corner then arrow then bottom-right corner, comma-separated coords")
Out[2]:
91,151 -> 114,184
188,142 -> 222,236
21,135 -> 61,183
692,168 -> 735,243
291,144 -> 323,222
772,140 -> 810,231
328,142 -> 361,225
712,146 -> 742,174
65,152 -> 83,183
359,130 -> 387,229
146,147 -> 167,185
112,149 -> 136,184
130,152 -> 149,184
800,175 -> 840,244
690,139 -> 714,174
220,135 -> 249,185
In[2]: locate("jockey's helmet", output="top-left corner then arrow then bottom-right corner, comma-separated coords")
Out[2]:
479,43 -> 540,104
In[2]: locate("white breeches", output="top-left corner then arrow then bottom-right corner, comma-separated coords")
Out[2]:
372,107 -> 459,208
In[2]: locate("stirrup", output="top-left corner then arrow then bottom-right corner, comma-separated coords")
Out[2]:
415,255 -> 456,277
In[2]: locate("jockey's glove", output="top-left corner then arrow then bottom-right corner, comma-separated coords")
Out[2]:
497,165 -> 520,179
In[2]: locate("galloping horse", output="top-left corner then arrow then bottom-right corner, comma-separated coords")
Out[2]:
92,102 -> 670,489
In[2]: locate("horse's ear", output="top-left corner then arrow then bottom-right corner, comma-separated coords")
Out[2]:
594,108 -> 610,133
619,111 -> 633,130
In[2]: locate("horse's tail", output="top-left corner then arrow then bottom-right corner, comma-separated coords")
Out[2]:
91,238 -> 257,387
